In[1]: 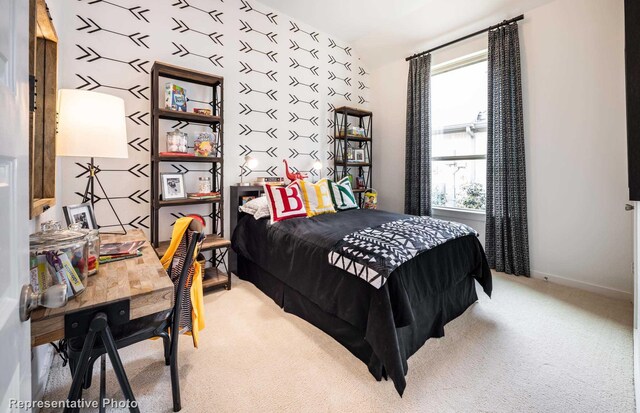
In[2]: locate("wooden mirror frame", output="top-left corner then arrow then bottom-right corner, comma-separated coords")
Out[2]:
29,0 -> 57,218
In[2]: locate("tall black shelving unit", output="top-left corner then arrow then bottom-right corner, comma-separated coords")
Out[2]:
150,62 -> 231,291
333,106 -> 373,207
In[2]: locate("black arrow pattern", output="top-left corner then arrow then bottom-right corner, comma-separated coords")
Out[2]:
358,96 -> 370,104
172,42 -> 223,67
170,164 -> 215,174
289,112 -> 318,126
288,76 -> 318,93
239,103 -> 277,119
289,149 -> 319,159
289,94 -> 318,109
359,66 -> 370,76
289,165 -> 318,177
328,87 -> 352,101
239,82 -> 277,100
127,111 -> 149,126
171,18 -> 224,45
239,0 -> 278,25
239,124 -> 278,139
239,41 -> 278,62
328,38 -> 352,56
328,55 -> 351,71
327,150 -> 335,160
76,45 -> 149,74
79,0 -> 150,23
358,81 -> 369,90
289,58 -> 318,76
289,40 -> 318,59
76,74 -> 149,99
75,189 -> 149,204
99,215 -> 150,230
76,15 -> 149,48
239,62 -> 277,81
239,145 -> 278,157
289,21 -> 319,42
241,165 -> 278,177
289,131 -> 319,143
76,162 -> 148,178
239,20 -> 278,43
328,71 -> 351,86
172,0 -> 224,24
128,137 -> 149,152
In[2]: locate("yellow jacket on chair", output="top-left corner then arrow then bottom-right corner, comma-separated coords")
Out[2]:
160,217 -> 205,348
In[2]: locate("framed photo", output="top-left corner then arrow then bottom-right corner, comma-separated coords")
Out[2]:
355,176 -> 366,189
354,149 -> 366,163
161,173 -> 187,200
63,203 -> 98,230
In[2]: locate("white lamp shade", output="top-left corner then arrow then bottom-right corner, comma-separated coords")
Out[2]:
56,89 -> 129,158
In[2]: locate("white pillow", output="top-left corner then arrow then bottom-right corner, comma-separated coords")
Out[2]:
239,196 -> 270,220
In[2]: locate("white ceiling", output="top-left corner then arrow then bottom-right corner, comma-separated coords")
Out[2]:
259,0 -> 557,67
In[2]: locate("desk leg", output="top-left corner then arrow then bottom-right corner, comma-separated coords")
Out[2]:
102,323 -> 140,413
64,329 -> 98,413
99,355 -> 106,413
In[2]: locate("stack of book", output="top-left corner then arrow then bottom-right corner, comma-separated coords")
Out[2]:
187,191 -> 221,200
99,241 -> 145,264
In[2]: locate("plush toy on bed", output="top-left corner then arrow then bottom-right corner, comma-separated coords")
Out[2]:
283,159 -> 307,182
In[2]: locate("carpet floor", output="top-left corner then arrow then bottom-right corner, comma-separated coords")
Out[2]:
41,273 -> 634,412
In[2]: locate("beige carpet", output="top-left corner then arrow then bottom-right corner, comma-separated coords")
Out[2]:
42,273 -> 635,412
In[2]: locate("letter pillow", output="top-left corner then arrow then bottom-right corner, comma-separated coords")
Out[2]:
264,182 -> 308,224
297,179 -> 337,217
328,177 -> 359,210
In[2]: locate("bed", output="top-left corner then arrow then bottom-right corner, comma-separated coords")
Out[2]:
230,204 -> 492,395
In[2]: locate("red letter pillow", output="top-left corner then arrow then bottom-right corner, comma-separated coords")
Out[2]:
264,182 -> 308,224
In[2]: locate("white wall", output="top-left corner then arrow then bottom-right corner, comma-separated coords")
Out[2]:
371,0 -> 632,299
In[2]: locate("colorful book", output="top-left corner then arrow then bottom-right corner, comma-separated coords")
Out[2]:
100,241 -> 145,257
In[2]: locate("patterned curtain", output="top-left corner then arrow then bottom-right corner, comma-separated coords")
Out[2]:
486,23 -> 530,276
404,54 -> 432,216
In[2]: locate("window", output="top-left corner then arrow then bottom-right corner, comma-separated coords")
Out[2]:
431,52 -> 487,212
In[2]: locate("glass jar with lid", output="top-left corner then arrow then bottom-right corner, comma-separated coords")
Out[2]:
29,221 -> 89,298
166,129 -> 188,153
69,223 -> 100,276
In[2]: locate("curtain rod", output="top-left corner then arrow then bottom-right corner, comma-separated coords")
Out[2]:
405,14 -> 524,61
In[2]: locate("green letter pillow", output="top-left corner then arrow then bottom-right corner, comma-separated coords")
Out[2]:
328,177 -> 359,210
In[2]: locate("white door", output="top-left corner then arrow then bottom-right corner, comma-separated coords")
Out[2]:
0,0 -> 32,410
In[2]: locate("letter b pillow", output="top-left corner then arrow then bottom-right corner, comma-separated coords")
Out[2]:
264,182 -> 308,224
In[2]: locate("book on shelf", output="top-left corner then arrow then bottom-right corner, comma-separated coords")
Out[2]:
187,192 -> 221,200
159,152 -> 195,157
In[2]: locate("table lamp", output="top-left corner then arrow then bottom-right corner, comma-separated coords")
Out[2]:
57,89 -> 129,234
238,155 -> 258,186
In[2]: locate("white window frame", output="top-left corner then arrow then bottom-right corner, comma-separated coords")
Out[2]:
431,50 -> 488,219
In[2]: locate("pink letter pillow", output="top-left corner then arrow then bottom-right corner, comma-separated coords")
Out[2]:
297,179 -> 337,217
264,182 -> 308,223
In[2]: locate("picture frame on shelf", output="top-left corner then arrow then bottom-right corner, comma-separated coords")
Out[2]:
355,176 -> 366,189
353,149 -> 366,163
63,203 -> 98,230
161,173 -> 187,200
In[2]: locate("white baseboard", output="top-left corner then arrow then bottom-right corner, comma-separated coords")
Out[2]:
530,270 -> 633,302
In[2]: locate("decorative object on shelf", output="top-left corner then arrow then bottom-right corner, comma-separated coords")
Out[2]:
165,82 -> 187,111
283,159 -> 308,182
333,107 -> 373,208
63,203 -> 98,230
29,221 -> 89,298
198,176 -> 212,193
161,173 -> 187,200
187,192 -> 220,200
194,132 -> 215,157
364,189 -> 378,210
239,155 -> 258,186
57,89 -> 129,234
193,108 -> 212,116
159,151 -> 195,157
166,129 -> 188,153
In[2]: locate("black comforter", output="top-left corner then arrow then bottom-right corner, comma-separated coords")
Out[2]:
232,209 -> 492,395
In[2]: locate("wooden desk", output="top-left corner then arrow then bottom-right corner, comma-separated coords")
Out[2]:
30,229 -> 174,347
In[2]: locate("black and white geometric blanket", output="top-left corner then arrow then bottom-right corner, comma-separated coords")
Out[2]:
328,216 -> 478,288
